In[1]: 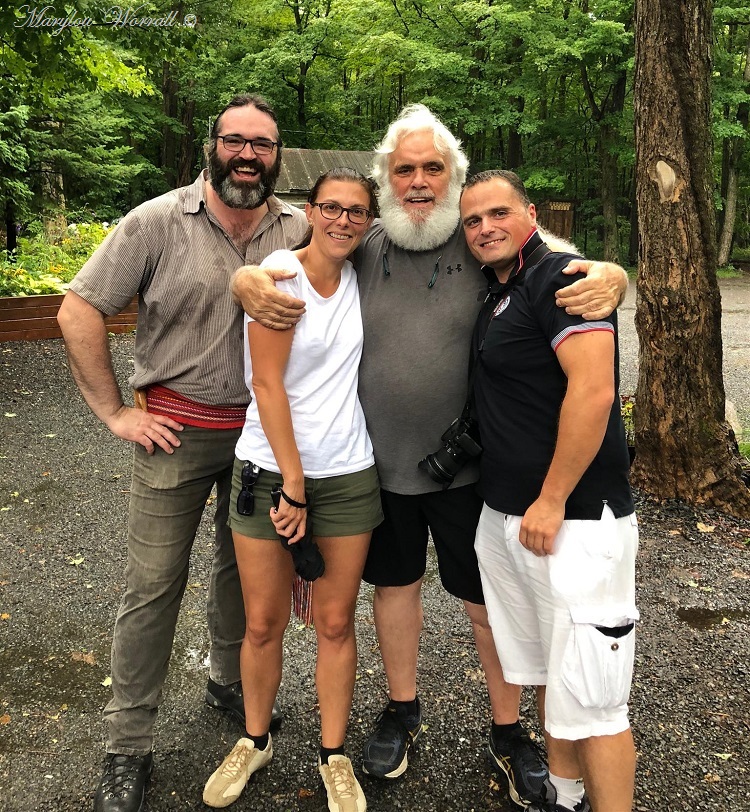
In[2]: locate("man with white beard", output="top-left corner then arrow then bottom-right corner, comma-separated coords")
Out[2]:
234,104 -> 626,808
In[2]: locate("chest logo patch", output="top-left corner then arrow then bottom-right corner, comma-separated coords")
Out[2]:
492,294 -> 511,318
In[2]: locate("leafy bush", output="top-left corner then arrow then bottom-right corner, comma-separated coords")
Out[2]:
0,222 -> 112,296
621,394 -> 635,446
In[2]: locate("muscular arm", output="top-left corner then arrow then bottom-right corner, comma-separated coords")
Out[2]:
57,291 -> 183,454
247,321 -> 307,543
232,265 -> 306,330
519,331 -> 615,556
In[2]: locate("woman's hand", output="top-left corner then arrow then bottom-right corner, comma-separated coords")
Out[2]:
270,485 -> 307,544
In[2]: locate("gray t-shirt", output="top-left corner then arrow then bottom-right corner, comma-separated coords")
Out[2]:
354,222 -> 487,494
71,172 -> 307,406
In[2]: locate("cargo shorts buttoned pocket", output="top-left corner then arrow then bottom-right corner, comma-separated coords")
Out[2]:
560,605 -> 639,709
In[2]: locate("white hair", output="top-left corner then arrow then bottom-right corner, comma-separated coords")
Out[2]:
371,104 -> 469,187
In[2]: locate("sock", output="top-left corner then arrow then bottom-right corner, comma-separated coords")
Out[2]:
246,732 -> 269,751
319,744 -> 345,765
491,720 -> 523,744
549,773 -> 585,810
389,697 -> 419,719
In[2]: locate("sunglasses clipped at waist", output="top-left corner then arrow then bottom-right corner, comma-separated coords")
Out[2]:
237,461 -> 325,582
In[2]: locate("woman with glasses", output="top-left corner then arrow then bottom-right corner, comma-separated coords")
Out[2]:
204,168 -> 382,812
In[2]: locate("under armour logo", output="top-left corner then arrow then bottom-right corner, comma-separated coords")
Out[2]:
446,264 -> 462,275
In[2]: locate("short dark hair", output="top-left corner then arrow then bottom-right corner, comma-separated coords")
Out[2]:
463,169 -> 531,207
308,167 -> 378,215
211,94 -> 280,143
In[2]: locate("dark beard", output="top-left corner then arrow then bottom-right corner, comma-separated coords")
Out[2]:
207,145 -> 281,210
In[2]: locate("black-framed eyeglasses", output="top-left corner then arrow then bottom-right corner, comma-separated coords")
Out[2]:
216,135 -> 279,156
236,461 -> 261,516
311,202 -> 373,225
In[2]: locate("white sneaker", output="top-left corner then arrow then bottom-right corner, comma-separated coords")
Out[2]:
318,754 -> 367,812
203,736 -> 273,808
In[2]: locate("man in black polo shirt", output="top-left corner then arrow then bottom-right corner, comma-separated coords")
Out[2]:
461,170 -> 638,812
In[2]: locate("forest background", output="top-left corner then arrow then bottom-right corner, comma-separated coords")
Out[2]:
1,0 -> 749,284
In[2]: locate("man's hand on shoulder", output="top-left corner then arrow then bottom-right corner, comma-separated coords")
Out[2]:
107,406 -> 183,455
555,260 -> 629,320
232,265 -> 306,330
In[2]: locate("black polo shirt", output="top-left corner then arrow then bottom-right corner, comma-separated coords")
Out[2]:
472,230 -> 634,519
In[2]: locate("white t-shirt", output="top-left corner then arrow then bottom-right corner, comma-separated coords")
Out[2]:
235,249 -> 374,478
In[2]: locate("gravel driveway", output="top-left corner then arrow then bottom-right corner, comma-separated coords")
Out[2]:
0,278 -> 748,811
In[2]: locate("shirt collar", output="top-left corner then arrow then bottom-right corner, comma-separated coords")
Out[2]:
480,228 -> 547,284
182,171 -> 207,215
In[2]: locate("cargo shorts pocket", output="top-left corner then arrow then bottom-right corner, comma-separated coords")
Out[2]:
561,605 -> 639,709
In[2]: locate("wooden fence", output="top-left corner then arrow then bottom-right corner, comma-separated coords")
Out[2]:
0,295 -> 137,342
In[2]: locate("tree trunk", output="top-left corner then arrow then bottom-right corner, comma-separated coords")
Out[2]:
627,173 -> 638,266
177,95 -> 196,187
633,0 -> 750,516
717,35 -> 750,266
161,61 -> 179,187
717,152 -> 739,266
600,127 -> 620,262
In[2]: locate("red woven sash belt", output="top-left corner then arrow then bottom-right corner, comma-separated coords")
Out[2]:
142,384 -> 248,430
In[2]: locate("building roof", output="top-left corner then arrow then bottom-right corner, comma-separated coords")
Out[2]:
277,149 -> 375,194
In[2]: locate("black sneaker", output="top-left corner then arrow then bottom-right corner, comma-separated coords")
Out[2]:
488,723 -> 550,807
529,794 -> 592,812
93,752 -> 152,812
361,699 -> 423,779
205,678 -> 283,731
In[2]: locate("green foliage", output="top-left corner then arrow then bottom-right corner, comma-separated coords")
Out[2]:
0,222 -> 111,296
1,0 -> 748,267
621,394 -> 635,446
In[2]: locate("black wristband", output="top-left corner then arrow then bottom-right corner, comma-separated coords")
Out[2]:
280,489 -> 308,509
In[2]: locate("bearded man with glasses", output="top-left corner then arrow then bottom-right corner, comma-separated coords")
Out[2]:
57,94 -> 307,812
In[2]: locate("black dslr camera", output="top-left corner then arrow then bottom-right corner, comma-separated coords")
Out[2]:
418,416 -> 482,488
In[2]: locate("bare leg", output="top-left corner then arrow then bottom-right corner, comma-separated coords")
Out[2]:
538,686 -> 581,779
576,729 -> 635,812
233,531 -> 293,736
314,533 -> 371,747
373,580 -> 423,701
463,600 -> 522,723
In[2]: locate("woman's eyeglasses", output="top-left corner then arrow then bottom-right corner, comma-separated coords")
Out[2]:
311,202 -> 373,225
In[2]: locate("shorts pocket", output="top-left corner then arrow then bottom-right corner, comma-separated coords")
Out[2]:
561,605 -> 639,709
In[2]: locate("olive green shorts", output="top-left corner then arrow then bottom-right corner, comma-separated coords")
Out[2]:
228,458 -> 383,539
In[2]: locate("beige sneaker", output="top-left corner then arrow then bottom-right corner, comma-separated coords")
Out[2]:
318,754 -> 367,812
203,736 -> 273,808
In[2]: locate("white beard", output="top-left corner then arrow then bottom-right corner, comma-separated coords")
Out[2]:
378,180 -> 461,252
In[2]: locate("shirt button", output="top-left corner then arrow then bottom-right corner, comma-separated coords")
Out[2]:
611,642 -> 619,651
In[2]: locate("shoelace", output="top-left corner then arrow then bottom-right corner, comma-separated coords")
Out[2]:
102,756 -> 145,796
496,728 -> 546,772
328,759 -> 357,799
376,708 -> 419,740
514,735 -> 546,775
220,742 -> 253,779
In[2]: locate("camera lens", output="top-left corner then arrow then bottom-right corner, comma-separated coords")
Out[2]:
418,447 -> 462,486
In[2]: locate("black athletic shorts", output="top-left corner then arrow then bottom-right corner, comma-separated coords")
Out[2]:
362,484 -> 485,605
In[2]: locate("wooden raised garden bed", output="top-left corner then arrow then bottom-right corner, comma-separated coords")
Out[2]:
0,294 -> 138,342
